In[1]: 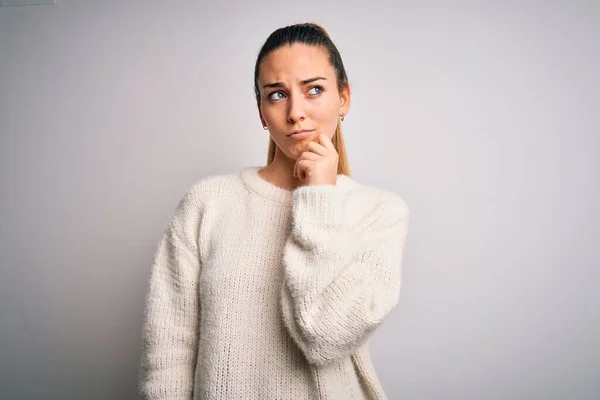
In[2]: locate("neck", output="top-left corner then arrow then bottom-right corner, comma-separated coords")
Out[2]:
258,148 -> 304,191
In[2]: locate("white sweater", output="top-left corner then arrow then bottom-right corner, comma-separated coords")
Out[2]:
139,165 -> 410,400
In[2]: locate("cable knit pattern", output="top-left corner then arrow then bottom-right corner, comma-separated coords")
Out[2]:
139,166 -> 410,400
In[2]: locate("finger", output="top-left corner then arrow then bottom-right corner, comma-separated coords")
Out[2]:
302,140 -> 328,157
300,137 -> 327,154
318,133 -> 336,151
296,159 -> 313,180
294,158 -> 299,178
298,152 -> 321,161
296,159 -> 306,180
294,152 -> 320,177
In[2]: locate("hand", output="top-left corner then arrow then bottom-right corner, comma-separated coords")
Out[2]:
293,133 -> 339,186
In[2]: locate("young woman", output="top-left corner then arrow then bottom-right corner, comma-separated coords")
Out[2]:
139,22 -> 410,400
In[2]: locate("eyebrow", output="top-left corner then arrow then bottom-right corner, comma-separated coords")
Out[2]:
262,76 -> 326,89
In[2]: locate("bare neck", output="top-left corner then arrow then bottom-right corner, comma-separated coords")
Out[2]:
258,149 -> 303,191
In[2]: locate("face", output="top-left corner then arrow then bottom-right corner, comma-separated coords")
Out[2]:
257,43 -> 350,160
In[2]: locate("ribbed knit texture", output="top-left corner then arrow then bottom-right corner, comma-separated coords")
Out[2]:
138,166 -> 410,400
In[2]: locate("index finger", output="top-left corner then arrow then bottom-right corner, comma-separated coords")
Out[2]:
318,133 -> 335,151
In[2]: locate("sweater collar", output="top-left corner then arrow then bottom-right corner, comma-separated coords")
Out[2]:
239,166 -> 355,206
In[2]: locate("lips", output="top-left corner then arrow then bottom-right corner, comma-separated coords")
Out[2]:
288,129 -> 314,137
288,129 -> 315,140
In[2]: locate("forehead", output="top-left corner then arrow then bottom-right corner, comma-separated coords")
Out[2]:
258,43 -> 333,84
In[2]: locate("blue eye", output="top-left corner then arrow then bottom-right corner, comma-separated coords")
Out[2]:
268,91 -> 284,101
267,85 -> 324,102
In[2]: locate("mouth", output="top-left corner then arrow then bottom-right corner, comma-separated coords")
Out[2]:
288,129 -> 315,140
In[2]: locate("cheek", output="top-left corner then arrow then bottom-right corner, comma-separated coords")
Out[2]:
260,99 -> 278,118
314,95 -> 339,119
262,105 -> 286,127
260,104 -> 272,121
313,102 -> 339,130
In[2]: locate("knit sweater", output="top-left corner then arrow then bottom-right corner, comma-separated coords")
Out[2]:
138,165 -> 410,400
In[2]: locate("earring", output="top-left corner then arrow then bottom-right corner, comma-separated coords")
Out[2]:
340,115 -> 345,121
263,125 -> 268,130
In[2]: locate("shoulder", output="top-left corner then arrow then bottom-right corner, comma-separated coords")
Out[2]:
166,171 -> 245,233
341,175 -> 410,221
182,170 -> 246,203
186,173 -> 243,200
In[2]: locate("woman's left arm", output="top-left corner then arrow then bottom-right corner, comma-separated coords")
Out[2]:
280,184 -> 410,366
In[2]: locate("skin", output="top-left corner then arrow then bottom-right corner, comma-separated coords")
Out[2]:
257,43 -> 351,190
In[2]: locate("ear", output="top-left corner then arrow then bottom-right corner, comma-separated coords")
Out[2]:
339,84 -> 351,117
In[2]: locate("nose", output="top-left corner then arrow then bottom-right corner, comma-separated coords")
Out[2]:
286,91 -> 306,124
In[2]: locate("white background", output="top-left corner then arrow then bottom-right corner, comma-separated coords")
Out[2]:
1,1 -> 598,398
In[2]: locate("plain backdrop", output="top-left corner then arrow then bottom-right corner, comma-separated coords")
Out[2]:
1,1 -> 598,399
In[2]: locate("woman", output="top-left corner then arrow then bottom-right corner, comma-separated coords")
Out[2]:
139,22 -> 410,400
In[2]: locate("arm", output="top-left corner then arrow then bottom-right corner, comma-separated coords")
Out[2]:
280,184 -> 410,366
139,186 -> 203,400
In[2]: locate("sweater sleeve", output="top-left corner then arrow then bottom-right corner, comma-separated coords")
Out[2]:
139,186 -> 203,400
280,183 -> 410,366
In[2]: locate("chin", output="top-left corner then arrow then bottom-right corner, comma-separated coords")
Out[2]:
285,147 -> 307,161
277,135 -> 320,159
